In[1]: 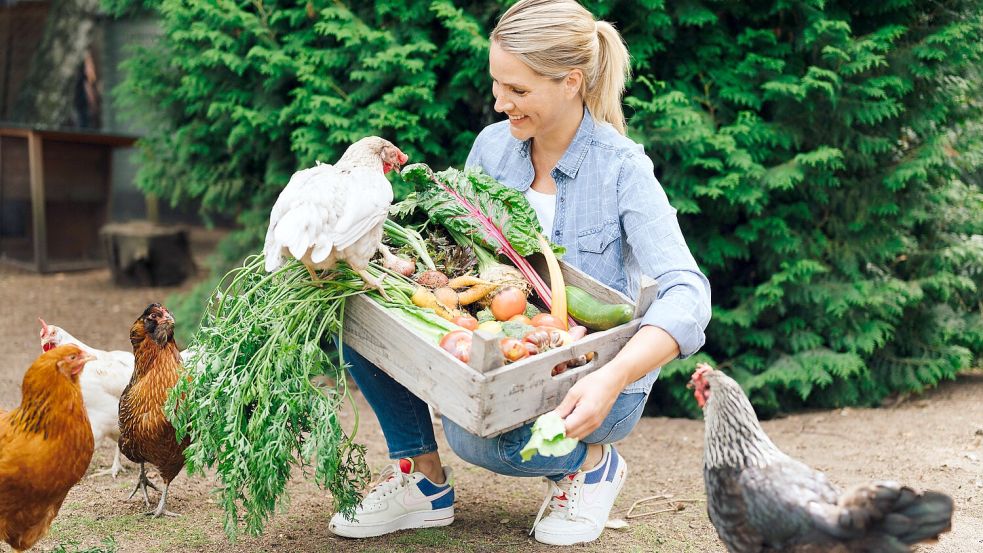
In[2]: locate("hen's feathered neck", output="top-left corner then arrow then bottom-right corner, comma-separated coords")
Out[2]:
133,337 -> 181,378
704,385 -> 786,469
336,142 -> 384,172
8,371 -> 89,440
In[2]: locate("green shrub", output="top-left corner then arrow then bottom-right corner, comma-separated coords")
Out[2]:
108,0 -> 983,416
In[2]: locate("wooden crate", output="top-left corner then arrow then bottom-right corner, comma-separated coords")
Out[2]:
342,255 -> 658,437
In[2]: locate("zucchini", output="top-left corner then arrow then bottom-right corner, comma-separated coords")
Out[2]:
565,285 -> 634,331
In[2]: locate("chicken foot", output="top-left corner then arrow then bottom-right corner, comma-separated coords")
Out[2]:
127,462 -> 160,507
91,445 -> 128,479
146,482 -> 180,518
355,268 -> 391,301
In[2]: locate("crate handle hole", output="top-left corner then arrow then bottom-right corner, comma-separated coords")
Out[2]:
550,351 -> 598,379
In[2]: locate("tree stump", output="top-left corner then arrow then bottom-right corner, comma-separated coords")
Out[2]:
100,221 -> 195,287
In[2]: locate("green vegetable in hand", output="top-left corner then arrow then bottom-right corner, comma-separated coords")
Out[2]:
520,412 -> 578,461
565,285 -> 634,331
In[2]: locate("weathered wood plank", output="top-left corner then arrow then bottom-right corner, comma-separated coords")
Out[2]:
342,294 -> 486,431
468,330 -> 500,374
477,319 -> 642,436
27,131 -> 46,272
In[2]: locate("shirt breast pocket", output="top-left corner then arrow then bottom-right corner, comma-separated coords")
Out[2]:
576,220 -> 624,285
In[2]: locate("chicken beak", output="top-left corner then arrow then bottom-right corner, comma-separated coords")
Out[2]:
71,353 -> 96,375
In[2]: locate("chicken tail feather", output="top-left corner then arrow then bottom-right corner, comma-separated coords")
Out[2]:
836,482 -> 953,547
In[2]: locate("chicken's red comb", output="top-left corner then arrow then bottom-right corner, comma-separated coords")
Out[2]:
39,317 -> 49,337
692,363 -> 714,381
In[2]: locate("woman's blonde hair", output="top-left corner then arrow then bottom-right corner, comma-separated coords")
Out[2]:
491,0 -> 631,134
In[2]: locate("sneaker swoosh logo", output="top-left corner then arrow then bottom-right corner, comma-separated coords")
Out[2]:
403,486 -> 452,509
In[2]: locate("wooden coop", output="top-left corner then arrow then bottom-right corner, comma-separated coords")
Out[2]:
0,126 -> 136,272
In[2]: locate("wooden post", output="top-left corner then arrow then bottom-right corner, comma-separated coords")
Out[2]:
468,330 -> 501,373
27,130 -> 46,272
145,193 -> 159,224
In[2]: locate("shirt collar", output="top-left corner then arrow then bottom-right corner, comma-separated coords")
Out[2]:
511,107 -> 595,179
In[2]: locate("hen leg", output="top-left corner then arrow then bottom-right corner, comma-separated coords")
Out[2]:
91,445 -> 127,478
304,264 -> 323,287
355,268 -> 391,301
127,462 -> 160,506
147,481 -> 180,518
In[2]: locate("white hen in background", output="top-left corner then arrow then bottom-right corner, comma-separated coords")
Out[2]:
38,319 -> 196,478
262,136 -> 409,297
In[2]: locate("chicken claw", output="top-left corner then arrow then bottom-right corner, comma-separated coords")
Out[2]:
127,462 -> 160,507
91,446 -> 128,479
356,268 -> 391,301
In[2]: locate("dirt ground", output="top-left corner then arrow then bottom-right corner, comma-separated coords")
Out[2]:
1,230 -> 981,552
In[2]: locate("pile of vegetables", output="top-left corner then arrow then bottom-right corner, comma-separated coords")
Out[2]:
169,164 -> 636,538
399,164 -> 635,371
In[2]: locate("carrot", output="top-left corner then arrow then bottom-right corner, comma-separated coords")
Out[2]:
433,286 -> 460,309
411,286 -> 459,321
457,283 -> 498,306
537,233 -> 568,330
447,275 -> 492,289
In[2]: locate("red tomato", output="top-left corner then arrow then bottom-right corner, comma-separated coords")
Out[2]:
499,338 -> 530,363
491,287 -> 527,321
452,314 -> 479,331
530,313 -> 563,329
439,330 -> 472,363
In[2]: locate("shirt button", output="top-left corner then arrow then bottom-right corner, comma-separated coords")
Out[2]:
560,197 -> 565,203
554,231 -> 561,237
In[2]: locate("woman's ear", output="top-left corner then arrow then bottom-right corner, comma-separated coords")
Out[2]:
563,69 -> 584,99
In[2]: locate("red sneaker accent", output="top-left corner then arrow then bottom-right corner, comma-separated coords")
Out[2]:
398,458 -> 413,474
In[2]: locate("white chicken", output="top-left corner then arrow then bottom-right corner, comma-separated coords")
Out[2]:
262,136 -> 409,297
38,320 -> 196,479
39,319 -> 133,478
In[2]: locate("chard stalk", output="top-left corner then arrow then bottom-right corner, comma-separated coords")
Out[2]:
415,167 -> 553,307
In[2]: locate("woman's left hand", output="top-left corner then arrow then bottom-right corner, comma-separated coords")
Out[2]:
553,365 -> 625,440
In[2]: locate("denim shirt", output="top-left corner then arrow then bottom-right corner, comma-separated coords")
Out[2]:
466,109 -> 712,395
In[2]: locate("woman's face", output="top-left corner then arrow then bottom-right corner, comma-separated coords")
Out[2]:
489,41 -> 581,142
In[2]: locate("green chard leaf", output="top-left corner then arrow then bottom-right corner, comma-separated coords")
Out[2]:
520,412 -> 578,461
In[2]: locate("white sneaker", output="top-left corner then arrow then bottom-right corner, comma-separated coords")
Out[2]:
328,458 -> 455,538
531,444 -> 628,545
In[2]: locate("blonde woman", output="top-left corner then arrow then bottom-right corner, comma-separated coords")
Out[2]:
329,0 -> 711,545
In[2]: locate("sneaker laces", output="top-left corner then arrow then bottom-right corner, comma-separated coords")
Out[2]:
529,474 -> 580,535
363,463 -> 409,504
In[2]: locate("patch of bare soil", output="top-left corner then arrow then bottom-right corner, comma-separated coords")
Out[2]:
1,232 -> 980,552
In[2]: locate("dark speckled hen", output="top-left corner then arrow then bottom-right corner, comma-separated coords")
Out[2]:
118,303 -> 188,518
690,364 -> 953,553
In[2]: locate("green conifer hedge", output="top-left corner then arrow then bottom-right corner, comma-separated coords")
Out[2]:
108,0 -> 983,416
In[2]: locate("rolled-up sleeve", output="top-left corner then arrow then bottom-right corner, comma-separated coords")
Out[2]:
618,153 -> 711,358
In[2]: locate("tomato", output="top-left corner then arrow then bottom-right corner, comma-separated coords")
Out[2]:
500,338 -> 530,363
508,314 -> 532,325
452,314 -> 479,331
439,330 -> 472,363
530,313 -> 563,329
491,287 -> 527,321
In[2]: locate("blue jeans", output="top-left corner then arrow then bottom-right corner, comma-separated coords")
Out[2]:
343,345 -> 651,480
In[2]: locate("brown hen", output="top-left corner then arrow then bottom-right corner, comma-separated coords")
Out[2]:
0,345 -> 95,552
118,303 -> 188,517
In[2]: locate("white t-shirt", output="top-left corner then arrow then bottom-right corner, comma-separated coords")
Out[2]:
525,187 -> 557,236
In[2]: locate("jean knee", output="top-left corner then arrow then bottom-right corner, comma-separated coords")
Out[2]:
442,416 -> 500,470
